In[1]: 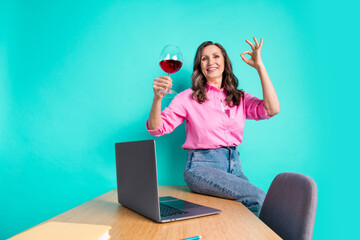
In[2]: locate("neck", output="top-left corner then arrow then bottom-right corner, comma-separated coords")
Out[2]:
207,78 -> 222,90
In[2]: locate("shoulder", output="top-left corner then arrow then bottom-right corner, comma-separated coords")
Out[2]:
166,88 -> 194,115
167,88 -> 193,106
241,91 -> 255,106
178,88 -> 193,96
242,90 -> 255,99
176,88 -> 194,100
242,90 -> 263,105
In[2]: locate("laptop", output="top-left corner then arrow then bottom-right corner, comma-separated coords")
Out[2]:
115,139 -> 221,223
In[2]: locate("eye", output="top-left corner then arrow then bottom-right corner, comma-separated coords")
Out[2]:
214,55 -> 219,58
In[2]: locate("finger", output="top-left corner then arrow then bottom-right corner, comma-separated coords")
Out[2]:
153,87 -> 167,97
155,78 -> 172,84
259,38 -> 263,49
241,56 -> 252,65
240,54 -> 249,63
245,40 -> 255,50
154,86 -> 163,92
240,52 -> 251,63
253,37 -> 259,48
154,82 -> 172,89
158,76 -> 172,82
241,50 -> 253,57
156,82 -> 172,89
154,87 -> 168,95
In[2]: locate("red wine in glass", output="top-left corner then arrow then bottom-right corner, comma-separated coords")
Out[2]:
159,59 -> 183,74
159,44 -> 183,97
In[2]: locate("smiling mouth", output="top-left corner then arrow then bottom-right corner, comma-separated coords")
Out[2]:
207,67 -> 218,72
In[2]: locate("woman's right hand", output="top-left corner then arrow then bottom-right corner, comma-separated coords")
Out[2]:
153,76 -> 173,99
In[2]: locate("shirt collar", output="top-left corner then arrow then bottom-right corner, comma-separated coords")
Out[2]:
206,82 -> 227,99
206,82 -> 225,92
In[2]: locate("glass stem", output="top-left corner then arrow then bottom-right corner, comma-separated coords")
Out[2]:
168,73 -> 171,92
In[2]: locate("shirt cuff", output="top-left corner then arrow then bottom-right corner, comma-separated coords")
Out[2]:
146,119 -> 162,136
260,103 -> 275,119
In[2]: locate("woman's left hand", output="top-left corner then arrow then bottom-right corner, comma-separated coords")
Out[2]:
240,37 -> 264,70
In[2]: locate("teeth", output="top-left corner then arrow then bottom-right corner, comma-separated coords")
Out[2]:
208,68 -> 217,71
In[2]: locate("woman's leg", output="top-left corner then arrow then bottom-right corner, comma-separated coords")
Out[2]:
184,148 -> 265,216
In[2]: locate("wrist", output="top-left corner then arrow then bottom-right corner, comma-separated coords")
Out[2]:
256,63 -> 265,71
153,95 -> 163,102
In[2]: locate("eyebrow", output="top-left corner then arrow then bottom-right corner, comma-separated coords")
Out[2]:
201,53 -> 220,57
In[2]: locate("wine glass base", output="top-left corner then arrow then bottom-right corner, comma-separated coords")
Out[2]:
159,89 -> 177,98
163,92 -> 177,98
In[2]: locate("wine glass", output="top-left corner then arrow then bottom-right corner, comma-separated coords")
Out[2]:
159,44 -> 183,97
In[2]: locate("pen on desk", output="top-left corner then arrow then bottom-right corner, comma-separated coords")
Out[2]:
180,236 -> 202,240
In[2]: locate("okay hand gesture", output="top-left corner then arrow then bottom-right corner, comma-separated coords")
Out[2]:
240,37 -> 264,70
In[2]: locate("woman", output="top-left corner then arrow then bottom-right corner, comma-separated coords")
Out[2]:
147,37 -> 280,216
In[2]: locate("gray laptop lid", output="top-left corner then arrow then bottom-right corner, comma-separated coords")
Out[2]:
115,140 -> 161,222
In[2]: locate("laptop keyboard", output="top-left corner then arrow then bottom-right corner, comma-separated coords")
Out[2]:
160,203 -> 187,217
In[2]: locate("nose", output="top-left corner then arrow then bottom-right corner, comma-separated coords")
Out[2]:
209,56 -> 215,65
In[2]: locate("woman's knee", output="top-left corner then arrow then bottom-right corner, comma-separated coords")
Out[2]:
183,168 -> 210,193
184,167 -> 241,199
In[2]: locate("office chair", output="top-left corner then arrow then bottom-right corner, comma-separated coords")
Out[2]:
259,172 -> 318,240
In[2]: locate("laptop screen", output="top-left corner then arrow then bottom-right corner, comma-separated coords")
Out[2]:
115,140 -> 161,221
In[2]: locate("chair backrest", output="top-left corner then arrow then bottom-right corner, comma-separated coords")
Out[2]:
259,172 -> 318,240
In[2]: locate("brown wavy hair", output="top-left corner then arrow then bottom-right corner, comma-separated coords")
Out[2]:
191,41 -> 243,106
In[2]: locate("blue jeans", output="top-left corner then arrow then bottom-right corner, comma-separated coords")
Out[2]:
184,147 -> 266,216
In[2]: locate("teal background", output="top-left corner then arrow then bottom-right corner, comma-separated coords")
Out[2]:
1,0 -> 359,239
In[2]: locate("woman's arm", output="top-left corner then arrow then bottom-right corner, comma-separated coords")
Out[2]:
148,96 -> 162,130
256,64 -> 280,116
240,37 -> 280,116
148,76 -> 172,130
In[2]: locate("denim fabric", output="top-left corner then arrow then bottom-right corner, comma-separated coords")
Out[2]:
184,147 -> 266,216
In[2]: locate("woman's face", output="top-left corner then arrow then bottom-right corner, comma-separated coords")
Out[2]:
200,45 -> 225,81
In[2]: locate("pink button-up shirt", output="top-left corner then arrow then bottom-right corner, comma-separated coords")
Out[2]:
147,84 -> 272,150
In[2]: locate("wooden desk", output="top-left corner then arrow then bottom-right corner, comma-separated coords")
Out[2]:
18,186 -> 281,240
